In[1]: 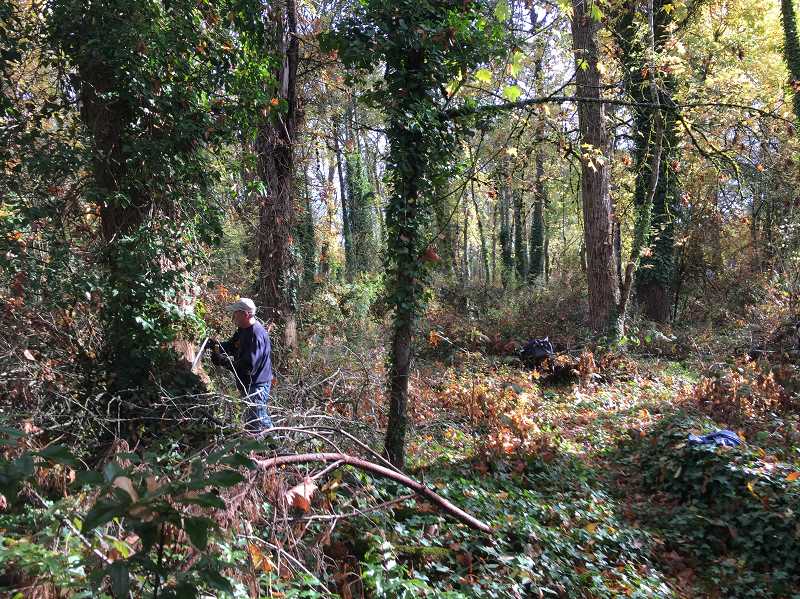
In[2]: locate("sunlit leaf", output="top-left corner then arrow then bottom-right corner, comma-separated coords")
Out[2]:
475,68 -> 492,84
494,0 -> 511,22
503,84 -> 522,102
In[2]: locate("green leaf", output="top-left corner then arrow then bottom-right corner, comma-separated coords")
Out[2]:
205,469 -> 245,488
494,0 -> 511,21
82,498 -> 125,532
201,569 -> 232,593
37,445 -> 79,467
184,516 -> 212,550
107,561 -> 129,598
218,453 -> 256,469
13,453 -> 35,478
475,68 -> 492,84
173,582 -> 198,599
177,492 -> 226,509
589,2 -> 603,22
503,84 -> 522,102
73,470 -> 104,488
509,50 -> 525,77
103,461 -> 124,483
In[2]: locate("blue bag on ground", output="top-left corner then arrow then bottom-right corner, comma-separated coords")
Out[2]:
687,429 -> 741,447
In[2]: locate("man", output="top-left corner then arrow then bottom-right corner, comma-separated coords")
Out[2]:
210,298 -> 274,434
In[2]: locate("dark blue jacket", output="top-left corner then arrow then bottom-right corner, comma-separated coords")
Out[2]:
220,321 -> 272,393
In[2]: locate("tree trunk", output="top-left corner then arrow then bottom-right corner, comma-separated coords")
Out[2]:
528,152 -> 547,282
571,0 -> 620,332
782,0 -> 800,122
333,123 -> 353,278
471,179 -> 490,284
513,188 -> 526,280
498,177 -> 513,287
433,181 -> 457,276
257,0 -> 300,352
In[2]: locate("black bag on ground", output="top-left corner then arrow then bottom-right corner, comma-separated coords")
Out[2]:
520,337 -> 554,368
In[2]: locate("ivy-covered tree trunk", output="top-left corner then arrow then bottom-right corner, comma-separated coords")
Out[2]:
614,0 -> 678,323
782,0 -> 800,121
528,152 -> 547,282
51,0 -> 237,389
298,170 -> 317,287
325,0 -> 505,468
499,178 -> 514,287
471,180 -> 490,283
345,147 -> 379,274
513,189 -> 526,280
257,0 -> 300,352
571,0 -> 620,332
636,116 -> 677,322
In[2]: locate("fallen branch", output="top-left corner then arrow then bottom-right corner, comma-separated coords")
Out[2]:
255,453 -> 491,533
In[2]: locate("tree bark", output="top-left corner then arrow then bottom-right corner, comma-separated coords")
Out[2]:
782,0 -> 800,122
257,0 -> 300,352
528,152 -> 547,282
571,0 -> 620,332
498,175 -> 513,287
333,123 -> 354,278
471,179 -> 490,284
513,188 -> 526,280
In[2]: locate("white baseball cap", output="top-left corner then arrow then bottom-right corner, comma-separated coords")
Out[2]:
226,297 -> 257,314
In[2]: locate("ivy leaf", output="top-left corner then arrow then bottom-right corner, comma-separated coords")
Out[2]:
475,68 -> 492,84
503,84 -> 522,102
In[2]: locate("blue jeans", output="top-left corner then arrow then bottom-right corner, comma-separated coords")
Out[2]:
244,382 -> 273,433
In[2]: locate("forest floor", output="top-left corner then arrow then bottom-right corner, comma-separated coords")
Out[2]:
328,344 -> 800,598
4,311 -> 799,598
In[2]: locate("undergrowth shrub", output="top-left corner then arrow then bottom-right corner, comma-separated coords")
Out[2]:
624,413 -> 800,597
684,360 -> 799,447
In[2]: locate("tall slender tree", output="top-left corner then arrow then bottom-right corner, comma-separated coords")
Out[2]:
571,0 -> 620,333
257,0 -> 301,352
782,0 -> 800,122
325,0 -> 505,467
